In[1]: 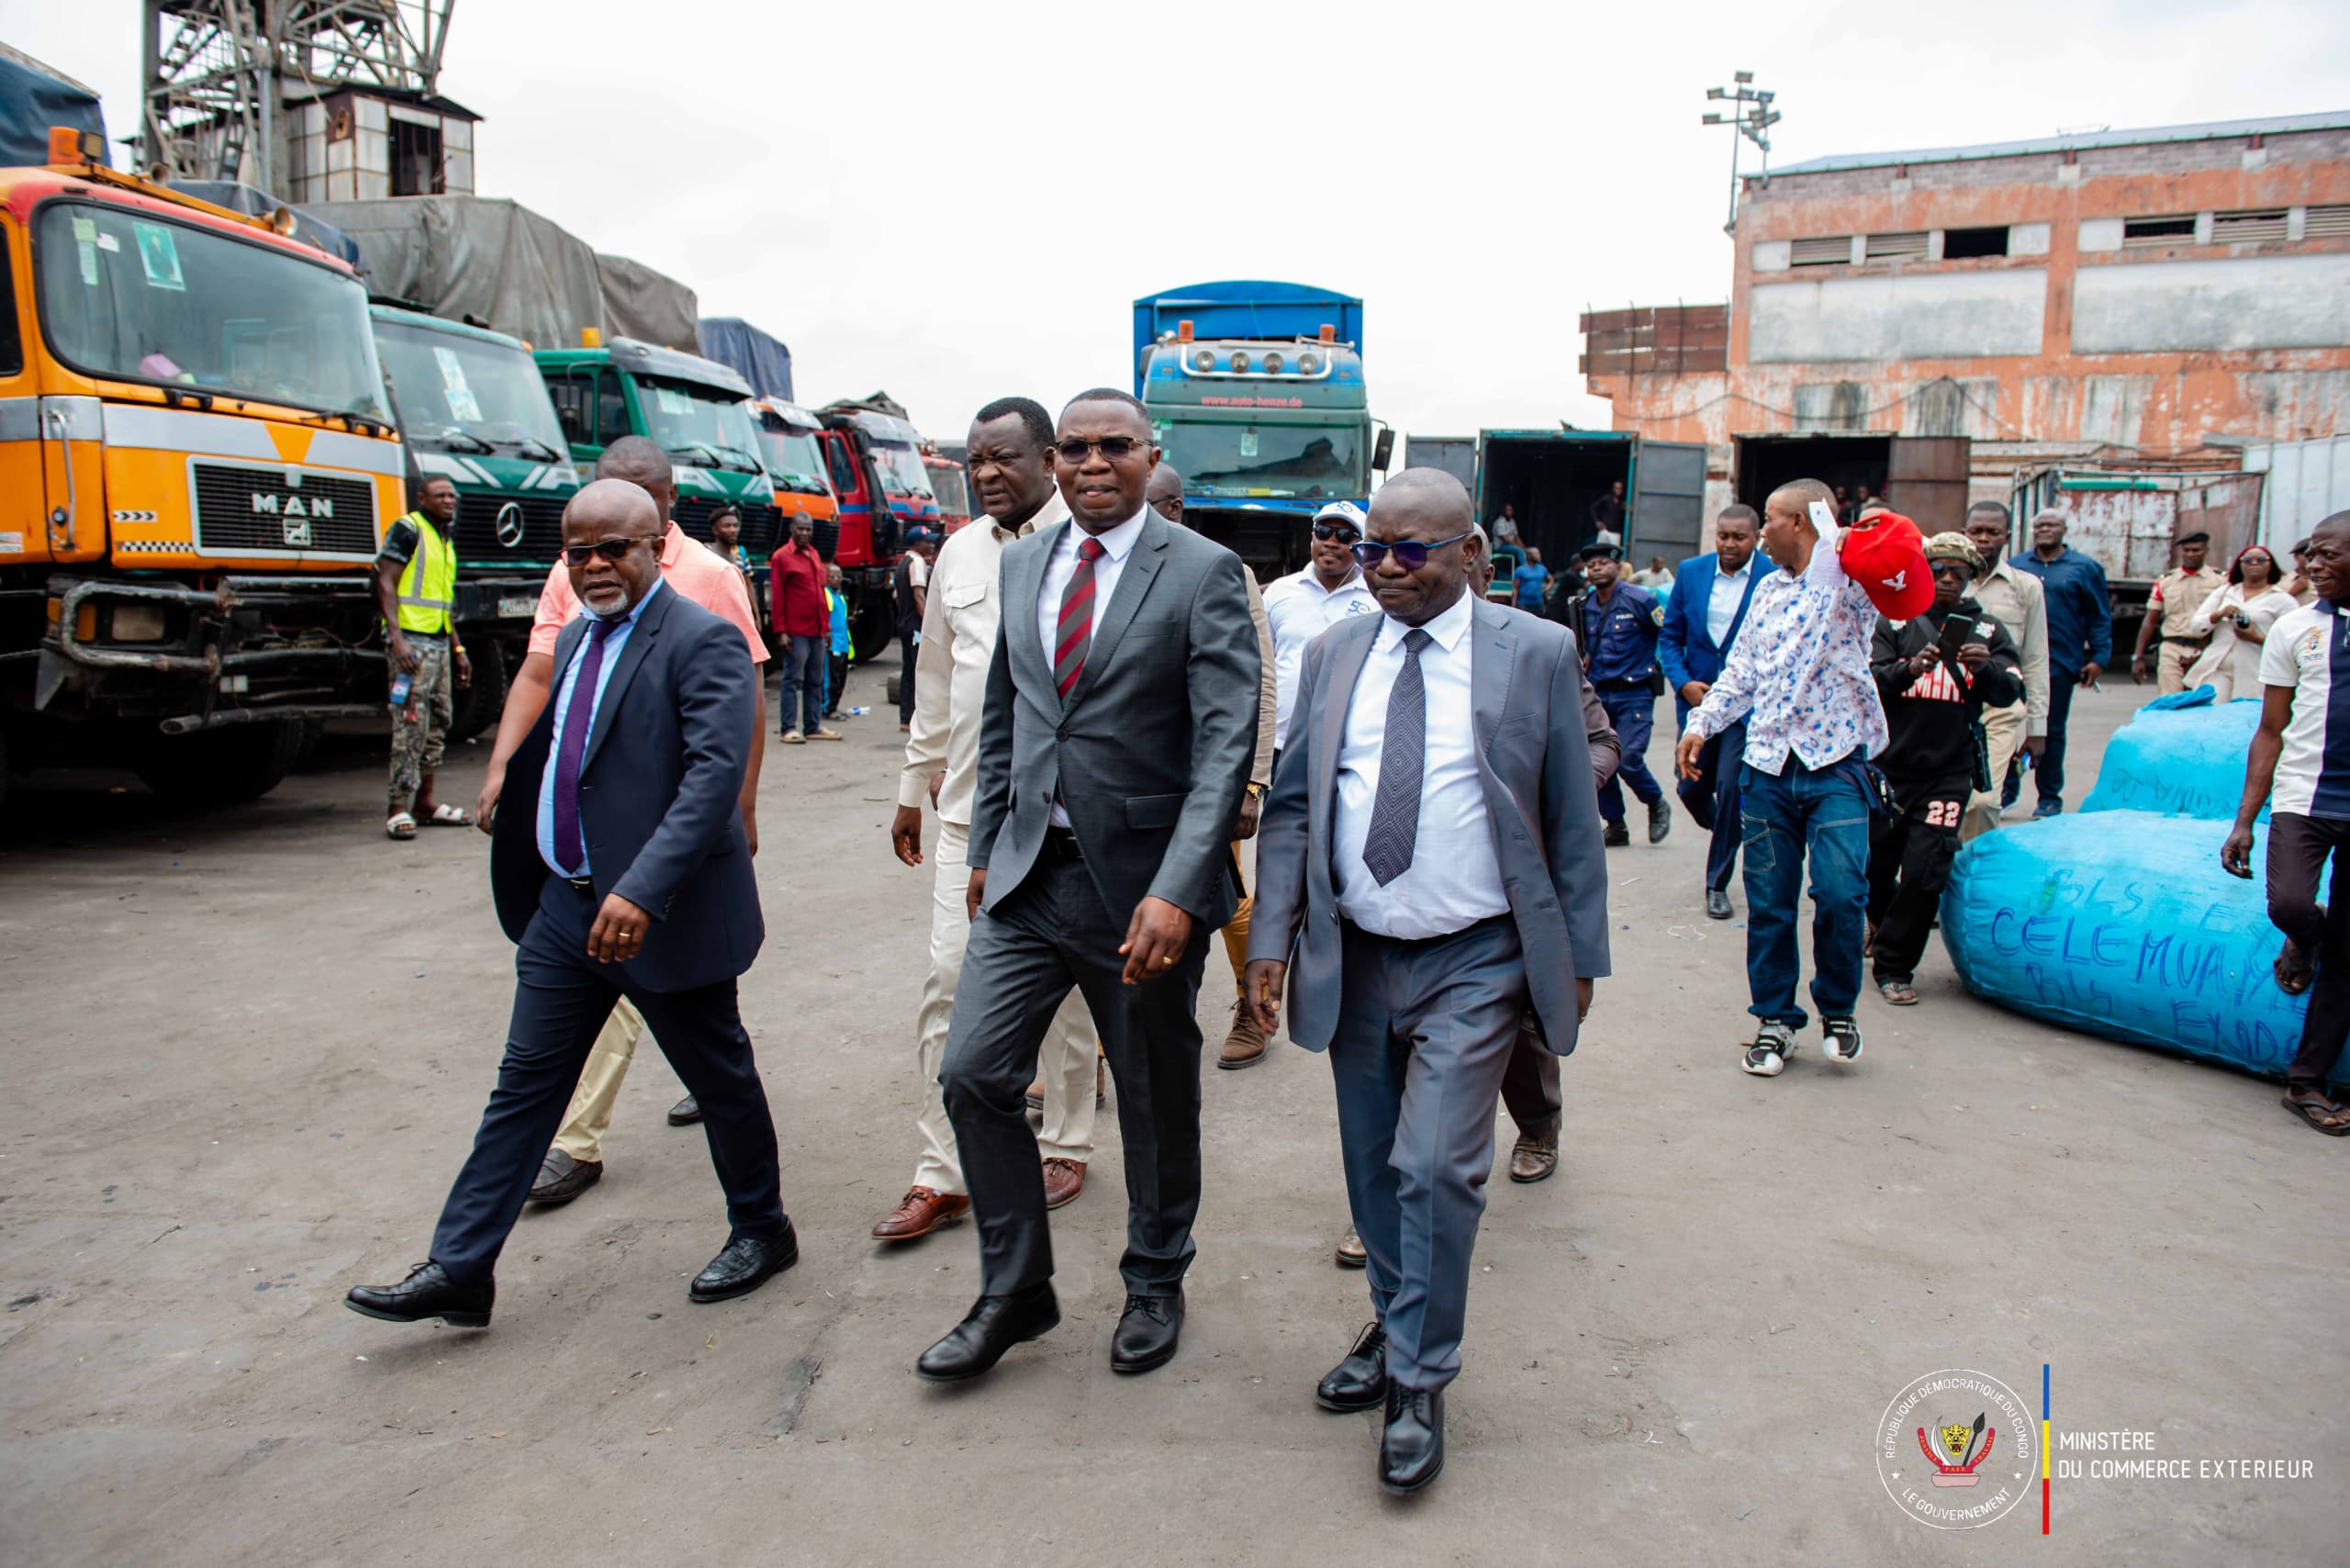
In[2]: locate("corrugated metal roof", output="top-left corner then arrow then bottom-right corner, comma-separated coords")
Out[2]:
1770,109 -> 2350,177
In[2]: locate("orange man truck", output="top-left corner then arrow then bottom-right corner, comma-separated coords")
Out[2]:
0,130 -> 404,807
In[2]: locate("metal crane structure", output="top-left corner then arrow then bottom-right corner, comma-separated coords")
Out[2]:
139,1 -> 455,188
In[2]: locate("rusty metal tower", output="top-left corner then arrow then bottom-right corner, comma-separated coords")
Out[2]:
140,1 -> 455,185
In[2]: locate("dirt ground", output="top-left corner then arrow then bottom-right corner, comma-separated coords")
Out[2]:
1,673 -> 2341,1567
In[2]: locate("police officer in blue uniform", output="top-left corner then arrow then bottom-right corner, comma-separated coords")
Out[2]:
1579,543 -> 1672,846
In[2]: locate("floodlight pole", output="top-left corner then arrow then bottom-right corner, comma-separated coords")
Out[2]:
1702,72 -> 1779,237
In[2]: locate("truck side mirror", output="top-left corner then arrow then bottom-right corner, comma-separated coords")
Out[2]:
1371,429 -> 1395,474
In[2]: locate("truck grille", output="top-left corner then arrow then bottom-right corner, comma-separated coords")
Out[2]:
676,497 -> 784,556
192,464 -> 376,556
453,491 -> 570,563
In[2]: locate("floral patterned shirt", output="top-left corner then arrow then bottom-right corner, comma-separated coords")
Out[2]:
1684,522 -> 1887,776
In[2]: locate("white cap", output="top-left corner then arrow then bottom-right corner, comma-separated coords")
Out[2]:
1312,500 -> 1368,531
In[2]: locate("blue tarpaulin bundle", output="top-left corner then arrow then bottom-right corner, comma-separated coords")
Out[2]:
1942,811 -> 2342,1087
0,46 -> 107,169
699,318 -> 793,401
2077,693 -> 2264,820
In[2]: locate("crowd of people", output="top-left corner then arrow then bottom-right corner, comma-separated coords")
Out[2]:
346,397 -> 2350,1502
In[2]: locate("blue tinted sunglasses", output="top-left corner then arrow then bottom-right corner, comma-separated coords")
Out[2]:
1353,530 -> 1474,571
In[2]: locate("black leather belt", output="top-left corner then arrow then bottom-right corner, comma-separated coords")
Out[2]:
564,874 -> 594,893
1041,828 -> 1085,863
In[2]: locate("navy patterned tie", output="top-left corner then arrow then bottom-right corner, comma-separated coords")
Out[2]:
1360,628 -> 1432,887
551,616 -> 622,875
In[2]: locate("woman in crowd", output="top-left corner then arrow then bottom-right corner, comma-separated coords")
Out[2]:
2183,543 -> 2299,701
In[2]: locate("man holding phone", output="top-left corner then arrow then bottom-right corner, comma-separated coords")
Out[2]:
1865,534 -> 2023,1006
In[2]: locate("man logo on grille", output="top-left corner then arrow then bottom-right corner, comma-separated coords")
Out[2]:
496,501 -> 526,548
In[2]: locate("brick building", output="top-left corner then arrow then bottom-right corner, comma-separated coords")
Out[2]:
1583,110 -> 2350,529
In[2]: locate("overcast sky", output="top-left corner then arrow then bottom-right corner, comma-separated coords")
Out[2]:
13,0 -> 2350,452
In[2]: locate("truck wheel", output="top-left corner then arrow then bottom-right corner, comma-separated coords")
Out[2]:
133,722 -> 304,808
447,637 -> 509,745
851,603 -> 894,665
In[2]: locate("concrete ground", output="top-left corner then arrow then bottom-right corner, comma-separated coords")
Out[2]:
1,673 -> 2341,1567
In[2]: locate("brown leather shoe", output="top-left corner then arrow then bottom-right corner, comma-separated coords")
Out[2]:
871,1186 -> 970,1241
1217,998 -> 1270,1070
1335,1225 -> 1367,1269
528,1147 -> 602,1205
1509,1132 -> 1560,1183
1041,1157 -> 1085,1211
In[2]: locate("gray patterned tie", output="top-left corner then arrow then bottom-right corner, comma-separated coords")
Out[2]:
1360,628 -> 1432,887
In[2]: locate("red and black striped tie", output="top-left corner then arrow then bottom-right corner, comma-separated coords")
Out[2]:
1054,537 -> 1107,700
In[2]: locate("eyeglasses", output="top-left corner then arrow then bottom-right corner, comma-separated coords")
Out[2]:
1352,530 -> 1474,571
1053,436 -> 1151,465
1312,521 -> 1360,544
561,535 -> 651,566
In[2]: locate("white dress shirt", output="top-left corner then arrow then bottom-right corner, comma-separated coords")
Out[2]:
1035,506 -> 1147,825
1333,588 -> 1508,938
1263,563 -> 1382,749
899,495 -> 1067,824
1707,556 -> 1754,650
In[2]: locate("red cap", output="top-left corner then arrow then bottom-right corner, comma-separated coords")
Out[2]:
1839,511 -> 1937,620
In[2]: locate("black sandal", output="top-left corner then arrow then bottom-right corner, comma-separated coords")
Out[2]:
2275,941 -> 2314,996
2282,1088 -> 2350,1136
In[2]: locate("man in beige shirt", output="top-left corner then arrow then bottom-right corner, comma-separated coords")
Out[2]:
1961,501 -> 2051,841
2130,532 -> 2224,693
1145,463 -> 1281,1068
880,397 -> 1100,1241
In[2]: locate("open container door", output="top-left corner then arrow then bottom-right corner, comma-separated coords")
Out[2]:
1886,435 -> 1972,534
1628,439 -> 1706,566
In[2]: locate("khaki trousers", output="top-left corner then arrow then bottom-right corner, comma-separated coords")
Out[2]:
551,996 -> 651,1163
1217,840 -> 1251,991
915,820 -> 1096,1193
1960,700 -> 2026,844
2157,640 -> 2202,695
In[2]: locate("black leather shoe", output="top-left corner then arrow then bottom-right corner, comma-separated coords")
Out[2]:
1648,797 -> 1673,844
688,1221 -> 798,1304
1380,1384 -> 1446,1495
1707,889 -> 1733,920
344,1261 -> 493,1327
1315,1320 -> 1389,1412
915,1283 -> 1060,1382
667,1094 -> 702,1126
1602,820 -> 1630,847
528,1148 -> 602,1204
1110,1290 -> 1184,1374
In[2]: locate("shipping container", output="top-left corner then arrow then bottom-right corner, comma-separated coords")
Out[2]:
1730,432 -> 1972,535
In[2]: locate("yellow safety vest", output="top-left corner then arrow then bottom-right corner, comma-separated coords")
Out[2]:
394,512 -> 457,635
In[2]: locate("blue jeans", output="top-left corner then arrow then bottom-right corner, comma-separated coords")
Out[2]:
1739,756 -> 1871,1028
783,634 -> 825,734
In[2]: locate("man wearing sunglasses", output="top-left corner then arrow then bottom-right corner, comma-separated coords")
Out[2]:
920,389 -> 1260,1385
1264,501 -> 1381,760
1245,469 -> 1610,1495
349,480 -> 792,1328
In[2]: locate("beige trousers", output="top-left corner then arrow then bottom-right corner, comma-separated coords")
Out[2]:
2156,640 -> 2201,695
914,820 -> 1097,1193
551,997 -> 651,1163
1961,700 -> 2027,844
1217,840 -> 1251,991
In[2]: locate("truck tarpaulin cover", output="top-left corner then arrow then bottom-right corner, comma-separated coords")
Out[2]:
0,44 -> 107,169
308,196 -> 604,349
168,182 -> 366,274
699,317 -> 794,401
2078,696 -> 2268,821
597,253 -> 699,354
1941,812 -> 2341,1087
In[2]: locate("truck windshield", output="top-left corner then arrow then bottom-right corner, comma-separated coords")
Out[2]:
37,199 -> 386,420
375,319 -> 566,458
637,375 -> 766,476
757,420 -> 831,497
1161,421 -> 1363,499
929,465 -> 969,516
869,439 -> 934,499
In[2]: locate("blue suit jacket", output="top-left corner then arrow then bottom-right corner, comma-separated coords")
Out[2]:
1659,552 -> 1760,725
490,586 -> 762,992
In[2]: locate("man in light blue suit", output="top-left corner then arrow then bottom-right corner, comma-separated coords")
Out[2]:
1659,504 -> 1763,920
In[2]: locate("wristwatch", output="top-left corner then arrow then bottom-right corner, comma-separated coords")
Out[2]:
1245,782 -> 1268,801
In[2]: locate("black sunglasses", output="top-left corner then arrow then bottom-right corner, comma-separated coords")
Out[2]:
561,535 -> 652,566
1353,529 -> 1474,571
1312,521 -> 1360,543
1054,436 -> 1151,465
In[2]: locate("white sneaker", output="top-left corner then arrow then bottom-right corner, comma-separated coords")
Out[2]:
1742,1021 -> 1797,1077
1821,1015 -> 1864,1064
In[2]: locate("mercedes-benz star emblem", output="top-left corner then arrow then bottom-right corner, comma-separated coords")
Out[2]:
495,501 -> 526,549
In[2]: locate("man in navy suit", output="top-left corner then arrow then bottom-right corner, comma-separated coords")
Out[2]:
1659,505 -> 1763,920
346,480 -> 794,1329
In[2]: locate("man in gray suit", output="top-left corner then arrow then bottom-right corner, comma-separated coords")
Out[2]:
1245,469 -> 1610,1495
916,389 -> 1261,1384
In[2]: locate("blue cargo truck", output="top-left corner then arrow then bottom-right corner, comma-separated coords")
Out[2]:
1132,281 -> 1389,578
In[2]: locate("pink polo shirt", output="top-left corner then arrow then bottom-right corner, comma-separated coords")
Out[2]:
529,522 -> 768,664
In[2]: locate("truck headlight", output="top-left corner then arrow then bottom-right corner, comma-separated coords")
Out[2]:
112,604 -> 167,642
